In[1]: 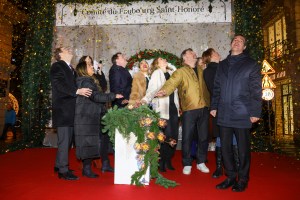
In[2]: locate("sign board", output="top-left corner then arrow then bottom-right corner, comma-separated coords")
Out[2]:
262,88 -> 274,101
56,1 -> 232,26
262,74 -> 276,89
261,60 -> 275,74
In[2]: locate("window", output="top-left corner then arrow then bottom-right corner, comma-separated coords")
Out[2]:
265,16 -> 287,60
282,83 -> 294,135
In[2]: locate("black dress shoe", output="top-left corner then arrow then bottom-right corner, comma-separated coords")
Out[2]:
216,178 -> 236,189
54,167 -> 74,173
232,181 -> 248,192
58,171 -> 79,180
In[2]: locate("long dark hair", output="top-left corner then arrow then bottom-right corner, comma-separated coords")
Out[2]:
76,61 -> 101,91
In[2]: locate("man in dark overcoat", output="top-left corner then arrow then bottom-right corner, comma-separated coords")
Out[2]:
50,47 -> 92,180
109,52 -> 132,108
210,35 -> 262,192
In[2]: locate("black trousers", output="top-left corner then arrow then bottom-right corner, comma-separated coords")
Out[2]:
55,127 -> 74,173
99,129 -> 110,162
219,127 -> 251,182
160,106 -> 179,163
182,107 -> 209,166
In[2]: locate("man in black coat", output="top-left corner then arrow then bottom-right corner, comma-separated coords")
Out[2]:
109,52 -> 132,108
50,47 -> 92,180
210,35 -> 262,192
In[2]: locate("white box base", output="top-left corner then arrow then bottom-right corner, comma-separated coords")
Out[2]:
114,129 -> 150,185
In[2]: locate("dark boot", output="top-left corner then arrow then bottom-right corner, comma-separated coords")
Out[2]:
82,159 -> 99,178
212,147 -> 223,178
216,178 -> 236,190
101,160 -> 114,173
232,145 -> 240,172
165,160 -> 175,170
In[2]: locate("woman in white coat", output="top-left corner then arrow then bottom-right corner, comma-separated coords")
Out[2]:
141,57 -> 180,172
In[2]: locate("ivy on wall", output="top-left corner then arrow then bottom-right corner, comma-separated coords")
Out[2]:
233,0 -> 264,62
1,0 -> 266,153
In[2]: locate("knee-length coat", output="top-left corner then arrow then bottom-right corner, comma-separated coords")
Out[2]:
74,76 -> 115,160
210,53 -> 262,129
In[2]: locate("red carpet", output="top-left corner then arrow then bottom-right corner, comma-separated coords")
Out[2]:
0,148 -> 299,200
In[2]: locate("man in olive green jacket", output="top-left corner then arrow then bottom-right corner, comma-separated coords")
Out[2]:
157,48 -> 210,175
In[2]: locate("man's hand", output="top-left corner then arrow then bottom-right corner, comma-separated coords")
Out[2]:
156,90 -> 166,97
250,117 -> 260,123
210,110 -> 217,117
77,88 -> 92,97
133,100 -> 142,108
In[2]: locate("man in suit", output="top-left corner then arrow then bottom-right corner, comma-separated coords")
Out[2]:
210,35 -> 262,192
109,52 -> 132,108
50,47 -> 92,180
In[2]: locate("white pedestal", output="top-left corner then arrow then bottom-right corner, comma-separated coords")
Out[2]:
114,129 -> 150,185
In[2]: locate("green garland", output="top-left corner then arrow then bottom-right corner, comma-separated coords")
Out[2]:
102,105 -> 178,188
126,49 -> 182,69
233,0 -> 264,62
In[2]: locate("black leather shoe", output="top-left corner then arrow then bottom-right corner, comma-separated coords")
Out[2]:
58,171 -> 79,180
54,167 -> 74,173
232,181 -> 248,192
216,178 -> 236,189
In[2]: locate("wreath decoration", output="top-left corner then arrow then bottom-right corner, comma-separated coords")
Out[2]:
126,49 -> 182,70
102,105 -> 179,188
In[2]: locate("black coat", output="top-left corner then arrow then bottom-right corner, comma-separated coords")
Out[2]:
109,64 -> 132,107
74,76 -> 116,160
50,60 -> 77,127
211,53 -> 262,129
204,62 -> 219,102
203,62 -> 219,137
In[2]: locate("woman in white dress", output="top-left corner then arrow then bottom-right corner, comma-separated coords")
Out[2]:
141,57 -> 180,172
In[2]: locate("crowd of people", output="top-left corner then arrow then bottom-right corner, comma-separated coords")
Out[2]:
49,34 -> 262,192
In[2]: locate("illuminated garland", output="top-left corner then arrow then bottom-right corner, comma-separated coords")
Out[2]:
233,0 -> 264,62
